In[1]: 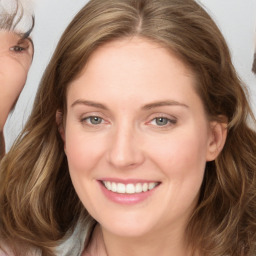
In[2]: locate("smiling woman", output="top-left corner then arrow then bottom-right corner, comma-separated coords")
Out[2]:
63,38 -> 224,250
0,0 -> 34,158
0,0 -> 256,256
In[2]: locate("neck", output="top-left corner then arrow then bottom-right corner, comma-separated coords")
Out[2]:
0,131 -> 5,159
86,224 -> 193,256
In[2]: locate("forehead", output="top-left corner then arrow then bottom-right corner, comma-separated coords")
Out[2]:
0,30 -> 21,39
0,30 -> 27,49
74,37 -> 194,83
0,30 -> 17,46
67,37 -> 197,106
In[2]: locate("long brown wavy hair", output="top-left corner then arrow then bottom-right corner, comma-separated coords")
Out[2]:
1,0 -> 256,255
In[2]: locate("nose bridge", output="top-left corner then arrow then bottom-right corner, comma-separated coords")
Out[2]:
107,119 -> 144,169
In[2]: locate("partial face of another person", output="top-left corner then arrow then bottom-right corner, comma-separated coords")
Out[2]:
62,38 -> 225,239
0,30 -> 33,131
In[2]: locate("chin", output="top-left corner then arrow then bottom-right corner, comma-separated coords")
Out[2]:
99,213 -> 159,238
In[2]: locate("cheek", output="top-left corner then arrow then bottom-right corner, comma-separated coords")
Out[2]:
65,126 -> 106,176
0,61 -> 28,130
148,128 -> 209,217
148,126 -> 208,181
64,126 -> 107,215
0,59 -> 28,99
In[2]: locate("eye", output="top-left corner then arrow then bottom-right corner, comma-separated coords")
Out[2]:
154,117 -> 169,126
9,38 -> 32,54
150,117 -> 177,127
83,116 -> 103,125
9,45 -> 26,53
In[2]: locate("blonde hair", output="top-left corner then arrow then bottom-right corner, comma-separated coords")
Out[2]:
1,0 -> 256,255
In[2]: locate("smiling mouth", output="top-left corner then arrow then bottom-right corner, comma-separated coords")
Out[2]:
101,181 -> 160,194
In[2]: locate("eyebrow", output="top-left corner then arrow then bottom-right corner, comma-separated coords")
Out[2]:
141,100 -> 189,110
71,100 -> 108,110
71,99 -> 188,110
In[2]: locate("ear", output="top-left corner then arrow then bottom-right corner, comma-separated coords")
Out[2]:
56,110 -> 66,145
206,120 -> 227,161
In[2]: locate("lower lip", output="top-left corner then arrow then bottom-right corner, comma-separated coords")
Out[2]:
99,182 -> 159,205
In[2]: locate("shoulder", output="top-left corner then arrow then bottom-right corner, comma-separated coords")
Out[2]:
55,222 -> 89,256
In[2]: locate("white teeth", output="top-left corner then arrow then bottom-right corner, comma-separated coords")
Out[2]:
126,184 -> 135,194
112,182 -> 117,192
148,182 -> 156,190
135,183 -> 143,193
142,183 -> 148,192
117,183 -> 126,193
103,181 -> 158,194
105,181 -> 111,190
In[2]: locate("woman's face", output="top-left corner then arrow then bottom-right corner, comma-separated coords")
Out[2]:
63,38 -> 224,239
0,30 -> 33,131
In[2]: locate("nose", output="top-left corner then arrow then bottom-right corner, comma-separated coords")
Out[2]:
106,123 -> 145,169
